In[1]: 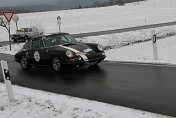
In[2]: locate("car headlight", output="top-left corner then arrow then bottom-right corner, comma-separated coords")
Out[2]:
66,50 -> 73,58
97,45 -> 104,51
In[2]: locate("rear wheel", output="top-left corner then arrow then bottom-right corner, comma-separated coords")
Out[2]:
51,57 -> 62,73
20,56 -> 31,71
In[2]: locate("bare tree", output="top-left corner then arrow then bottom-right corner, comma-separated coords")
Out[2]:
0,16 -> 8,30
0,16 -> 12,50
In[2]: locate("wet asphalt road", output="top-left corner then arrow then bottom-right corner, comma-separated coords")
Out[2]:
0,53 -> 176,117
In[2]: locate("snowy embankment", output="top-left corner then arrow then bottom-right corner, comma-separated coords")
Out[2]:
105,35 -> 176,64
1,0 -> 176,42
78,26 -> 176,49
0,83 -> 172,118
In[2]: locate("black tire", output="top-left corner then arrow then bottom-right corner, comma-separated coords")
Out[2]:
51,57 -> 62,73
14,39 -> 17,42
20,56 -> 31,71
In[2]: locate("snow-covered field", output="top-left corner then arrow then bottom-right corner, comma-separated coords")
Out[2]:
0,83 -> 172,118
0,0 -> 176,42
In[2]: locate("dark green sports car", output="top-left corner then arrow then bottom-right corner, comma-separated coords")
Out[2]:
15,33 -> 106,72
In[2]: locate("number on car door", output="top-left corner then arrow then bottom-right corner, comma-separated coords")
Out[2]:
29,38 -> 45,65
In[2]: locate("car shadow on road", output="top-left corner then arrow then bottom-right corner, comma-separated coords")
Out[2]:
15,65 -> 107,86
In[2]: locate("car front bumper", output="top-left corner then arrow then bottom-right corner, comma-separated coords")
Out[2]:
63,55 -> 106,68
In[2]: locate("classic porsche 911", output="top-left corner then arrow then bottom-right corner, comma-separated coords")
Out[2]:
15,33 -> 106,72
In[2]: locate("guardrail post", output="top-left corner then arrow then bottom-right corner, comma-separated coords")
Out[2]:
151,29 -> 158,60
1,60 -> 14,103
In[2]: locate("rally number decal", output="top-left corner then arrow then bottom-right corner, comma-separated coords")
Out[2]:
34,51 -> 40,62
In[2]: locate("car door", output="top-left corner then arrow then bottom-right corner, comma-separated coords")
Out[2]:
29,38 -> 46,65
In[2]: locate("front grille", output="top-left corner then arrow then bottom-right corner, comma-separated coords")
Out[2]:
86,51 -> 101,60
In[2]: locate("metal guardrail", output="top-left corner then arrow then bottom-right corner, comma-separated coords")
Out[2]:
72,21 -> 176,38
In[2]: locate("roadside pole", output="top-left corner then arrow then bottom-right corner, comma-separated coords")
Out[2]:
1,60 -> 14,103
151,29 -> 158,60
8,23 -> 11,51
57,16 -> 61,32
16,22 -> 18,30
12,14 -> 19,30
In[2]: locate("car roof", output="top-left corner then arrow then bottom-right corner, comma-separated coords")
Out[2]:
31,32 -> 69,40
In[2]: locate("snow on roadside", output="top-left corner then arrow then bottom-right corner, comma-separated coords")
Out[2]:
0,83 -> 172,118
0,43 -> 24,55
105,35 -> 176,64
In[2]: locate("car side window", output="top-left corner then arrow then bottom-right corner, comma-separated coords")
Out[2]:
32,38 -> 43,49
43,36 -> 61,47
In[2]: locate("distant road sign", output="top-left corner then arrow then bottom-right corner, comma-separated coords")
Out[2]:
57,16 -> 61,21
12,14 -> 19,23
57,16 -> 61,25
3,12 -> 14,23
57,16 -> 61,32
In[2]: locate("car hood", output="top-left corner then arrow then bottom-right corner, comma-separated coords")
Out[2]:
48,43 -> 92,52
61,43 -> 91,52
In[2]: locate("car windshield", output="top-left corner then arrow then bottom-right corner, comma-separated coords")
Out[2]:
43,34 -> 78,48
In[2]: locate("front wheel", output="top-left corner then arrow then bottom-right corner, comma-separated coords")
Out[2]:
20,56 -> 31,71
51,57 -> 62,73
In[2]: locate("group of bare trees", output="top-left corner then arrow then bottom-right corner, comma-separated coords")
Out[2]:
109,0 -> 125,5
77,0 -> 146,9
109,0 -> 146,6
0,7 -> 29,15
